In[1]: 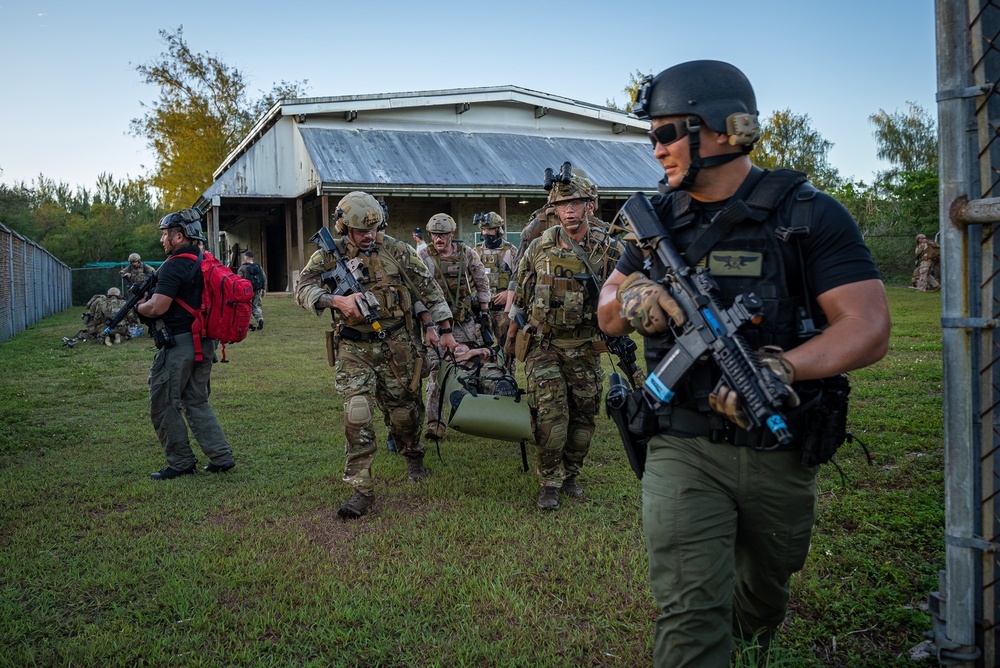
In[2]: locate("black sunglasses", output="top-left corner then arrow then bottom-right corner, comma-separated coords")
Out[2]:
647,119 -> 690,148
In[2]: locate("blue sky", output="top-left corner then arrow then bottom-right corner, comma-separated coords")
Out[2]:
0,0 -> 936,191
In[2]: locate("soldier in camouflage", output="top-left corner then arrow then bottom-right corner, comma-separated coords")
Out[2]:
121,253 -> 155,291
296,192 -> 459,519
473,211 -> 517,369
81,287 -> 131,344
417,213 -> 492,440
505,170 -> 623,509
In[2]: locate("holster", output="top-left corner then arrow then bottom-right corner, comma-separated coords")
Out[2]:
797,375 -> 851,467
326,329 -> 338,367
606,379 -> 651,480
514,325 -> 534,362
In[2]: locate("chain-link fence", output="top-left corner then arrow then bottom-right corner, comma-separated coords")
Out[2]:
0,223 -> 72,344
931,1 -> 1000,665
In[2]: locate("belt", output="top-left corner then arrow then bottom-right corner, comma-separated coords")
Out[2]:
664,407 -> 794,451
339,320 -> 405,342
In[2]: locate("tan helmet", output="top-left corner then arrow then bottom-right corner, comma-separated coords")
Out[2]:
128,253 -> 141,262
107,287 -> 121,298
547,173 -> 597,206
474,212 -> 504,231
426,213 -> 457,235
333,191 -> 385,233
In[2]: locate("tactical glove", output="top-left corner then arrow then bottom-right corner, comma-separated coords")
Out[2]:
617,272 -> 685,336
707,345 -> 800,429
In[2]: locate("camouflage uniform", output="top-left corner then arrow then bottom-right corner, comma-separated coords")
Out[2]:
296,230 -> 453,498
417,240 -> 491,438
121,255 -> 155,291
912,235 -> 941,292
473,214 -> 518,350
512,219 -> 622,491
81,290 -> 131,342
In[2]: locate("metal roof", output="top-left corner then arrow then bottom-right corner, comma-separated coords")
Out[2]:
298,128 -> 662,196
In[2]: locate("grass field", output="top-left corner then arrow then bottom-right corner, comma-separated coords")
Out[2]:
0,287 -> 943,667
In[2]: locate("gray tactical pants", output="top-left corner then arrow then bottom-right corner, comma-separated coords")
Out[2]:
149,332 -> 234,471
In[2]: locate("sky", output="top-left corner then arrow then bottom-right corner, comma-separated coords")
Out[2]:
0,0 -> 937,191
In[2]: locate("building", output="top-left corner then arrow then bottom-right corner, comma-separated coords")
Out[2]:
196,85 -> 661,291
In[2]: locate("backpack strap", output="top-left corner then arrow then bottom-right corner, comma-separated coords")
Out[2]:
167,252 -> 206,362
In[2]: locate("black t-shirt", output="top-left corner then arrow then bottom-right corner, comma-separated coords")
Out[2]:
616,186 -> 880,304
153,245 -> 203,334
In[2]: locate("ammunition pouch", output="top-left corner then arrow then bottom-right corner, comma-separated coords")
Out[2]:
151,321 -> 176,350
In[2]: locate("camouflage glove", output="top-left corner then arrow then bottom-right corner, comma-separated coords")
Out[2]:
707,345 -> 800,429
617,272 -> 685,335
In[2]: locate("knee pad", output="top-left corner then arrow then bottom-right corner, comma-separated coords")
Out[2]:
345,396 -> 373,429
569,427 -> 592,450
390,406 -> 416,431
538,421 -> 567,449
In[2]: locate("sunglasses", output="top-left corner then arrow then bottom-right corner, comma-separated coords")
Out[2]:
647,119 -> 690,148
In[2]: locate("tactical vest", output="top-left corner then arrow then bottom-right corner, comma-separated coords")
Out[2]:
528,225 -> 619,334
643,169 -> 822,411
476,242 -> 515,296
427,242 -> 473,321
326,235 -> 414,332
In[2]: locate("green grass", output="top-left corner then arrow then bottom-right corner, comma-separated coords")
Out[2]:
0,287 -> 942,667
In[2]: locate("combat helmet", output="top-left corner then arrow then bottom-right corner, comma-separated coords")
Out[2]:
107,287 -> 121,298
331,191 -> 384,234
544,161 -> 597,206
128,253 -> 141,262
158,208 -> 207,242
426,213 -> 457,235
633,60 -> 760,192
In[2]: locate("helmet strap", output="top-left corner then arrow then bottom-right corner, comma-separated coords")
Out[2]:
658,117 -> 744,194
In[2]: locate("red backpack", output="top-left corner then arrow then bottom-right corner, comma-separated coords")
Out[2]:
171,250 -> 253,362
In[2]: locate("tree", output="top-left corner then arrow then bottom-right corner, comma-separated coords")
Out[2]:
131,27 -> 309,209
606,70 -> 651,114
751,109 -> 842,191
869,101 -> 937,180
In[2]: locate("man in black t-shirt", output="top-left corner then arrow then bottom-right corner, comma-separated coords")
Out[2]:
137,208 -> 235,480
597,61 -> 891,666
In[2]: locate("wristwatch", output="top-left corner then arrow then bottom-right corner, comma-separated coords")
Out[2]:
437,326 -> 453,334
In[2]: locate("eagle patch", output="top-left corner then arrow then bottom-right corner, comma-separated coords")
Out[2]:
707,251 -> 763,277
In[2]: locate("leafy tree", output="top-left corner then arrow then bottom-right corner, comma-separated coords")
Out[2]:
751,109 -> 842,191
869,101 -> 937,180
131,27 -> 309,210
606,70 -> 651,114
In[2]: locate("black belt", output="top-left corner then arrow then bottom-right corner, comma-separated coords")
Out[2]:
339,320 -> 405,342
664,406 -> 794,451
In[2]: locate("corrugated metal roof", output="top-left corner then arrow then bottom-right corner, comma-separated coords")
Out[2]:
299,128 -> 662,195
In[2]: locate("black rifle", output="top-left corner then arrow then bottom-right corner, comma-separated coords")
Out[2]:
614,192 -> 794,447
102,272 -> 156,337
310,226 -> 383,336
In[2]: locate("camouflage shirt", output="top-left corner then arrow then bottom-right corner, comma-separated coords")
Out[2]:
296,232 -> 453,331
417,241 -> 491,322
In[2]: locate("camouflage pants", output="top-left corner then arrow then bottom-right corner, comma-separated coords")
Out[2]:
336,330 -> 424,496
524,340 -> 602,487
487,310 -> 516,375
250,290 -> 264,323
915,260 -> 940,291
423,318 -> 483,432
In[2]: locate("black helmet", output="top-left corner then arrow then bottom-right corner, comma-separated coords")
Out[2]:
634,60 -> 759,145
634,60 -> 759,192
158,208 -> 207,242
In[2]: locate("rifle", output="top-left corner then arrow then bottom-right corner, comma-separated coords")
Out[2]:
614,192 -> 794,447
310,226 -> 383,336
102,272 -> 156,337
